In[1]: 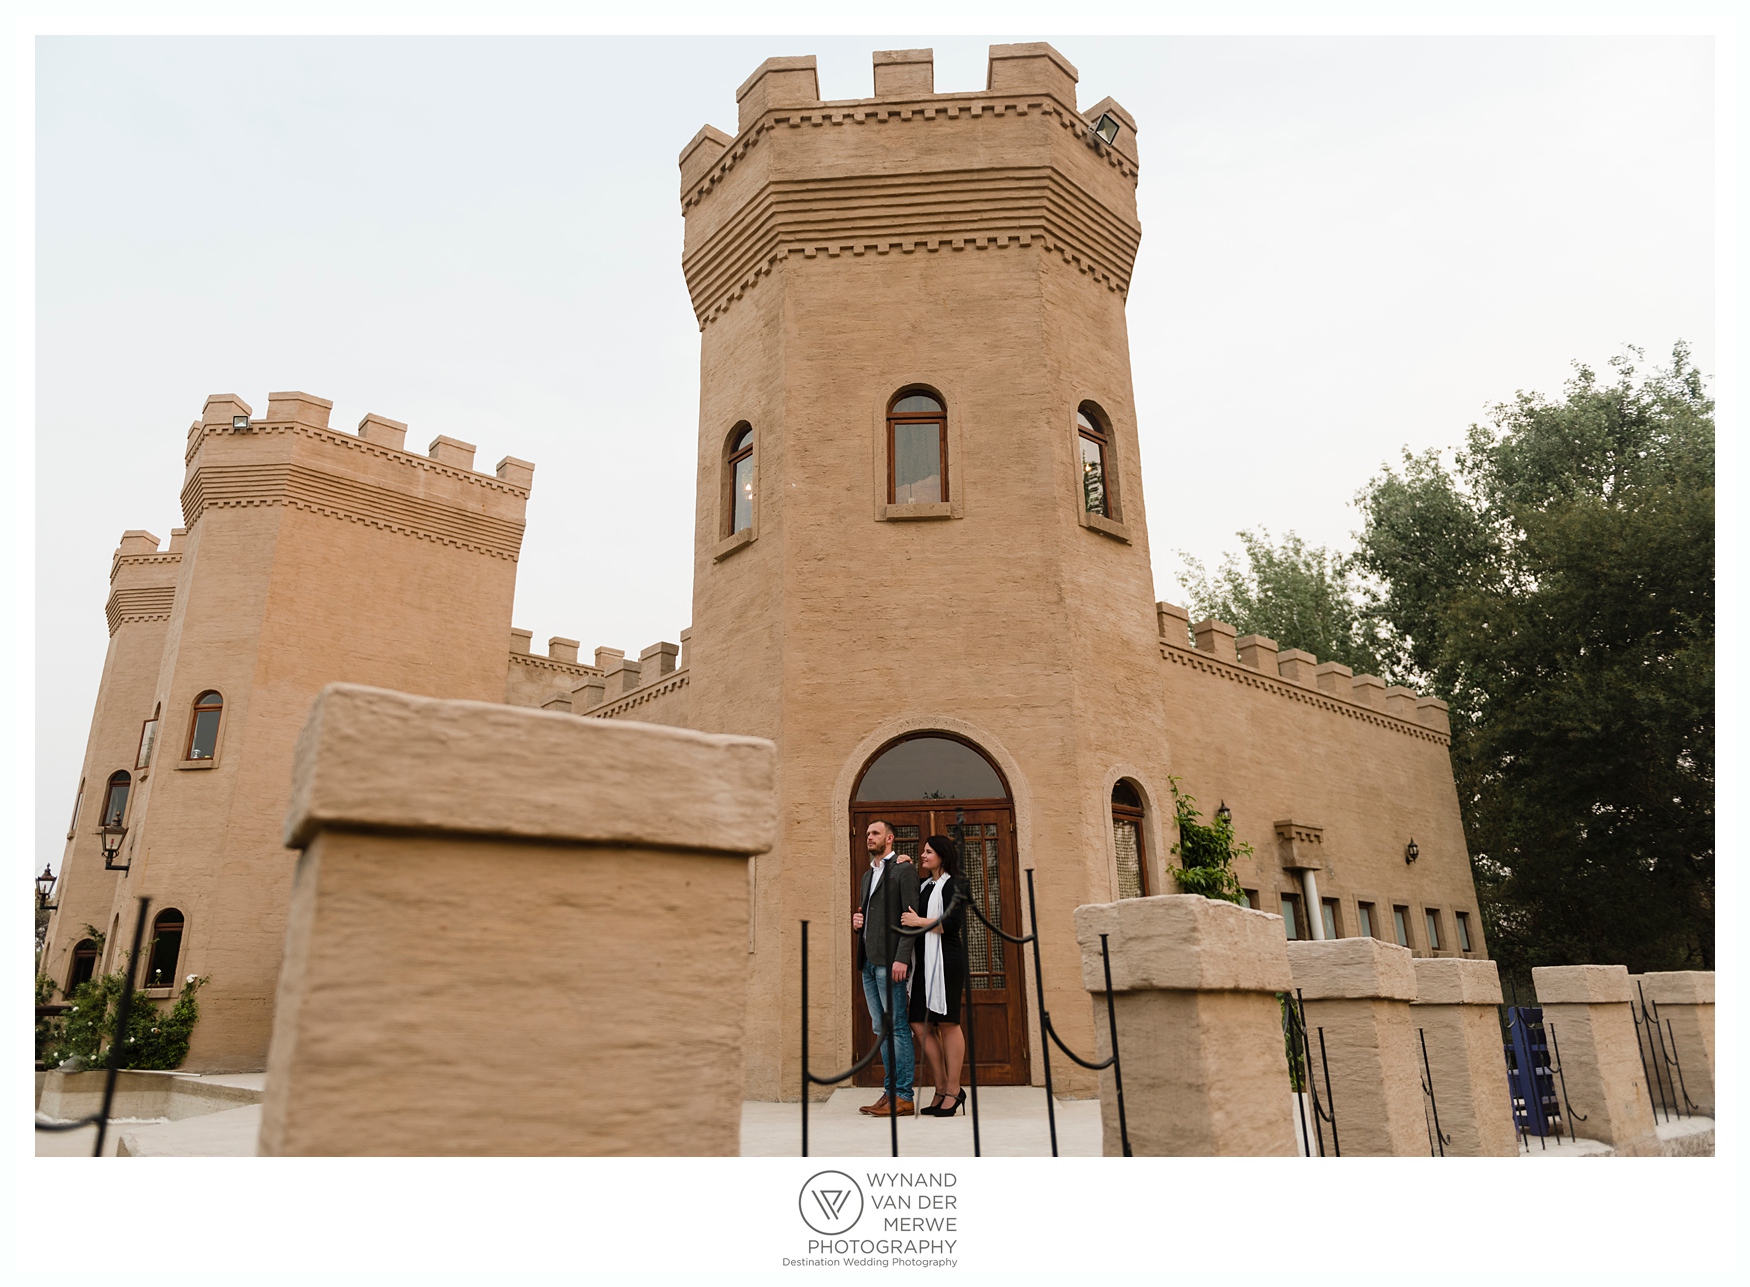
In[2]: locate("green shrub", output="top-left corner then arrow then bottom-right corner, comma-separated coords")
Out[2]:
38,970 -> 208,1072
1167,777 -> 1250,906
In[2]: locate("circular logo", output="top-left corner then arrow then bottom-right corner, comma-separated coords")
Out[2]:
799,1169 -> 864,1235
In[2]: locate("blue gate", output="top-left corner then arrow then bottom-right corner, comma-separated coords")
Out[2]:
1503,1005 -> 1560,1140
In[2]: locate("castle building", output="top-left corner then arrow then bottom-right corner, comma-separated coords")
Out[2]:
43,44 -> 1486,1092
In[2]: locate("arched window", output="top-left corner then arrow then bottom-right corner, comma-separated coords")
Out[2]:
101,771 -> 131,827
725,423 -> 754,535
1077,403 -> 1113,517
887,391 -> 947,504
68,939 -> 100,991
1111,779 -> 1148,898
146,909 -> 185,989
186,691 -> 224,761
853,734 -> 1008,802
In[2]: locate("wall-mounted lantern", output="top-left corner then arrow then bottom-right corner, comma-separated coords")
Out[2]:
100,822 -> 130,872
1405,838 -> 1420,865
1215,801 -> 1232,825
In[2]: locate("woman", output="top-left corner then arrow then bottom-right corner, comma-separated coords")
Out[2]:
900,834 -> 968,1117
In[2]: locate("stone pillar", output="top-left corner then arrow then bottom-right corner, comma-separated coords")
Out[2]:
259,683 -> 777,1156
1531,965 -> 1660,1155
1286,937 -> 1426,1156
1073,894 -> 1297,1156
1636,971 -> 1715,1116
1410,958 -> 1517,1156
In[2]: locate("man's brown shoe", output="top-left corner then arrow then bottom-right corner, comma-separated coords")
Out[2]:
858,1095 -> 890,1116
867,1098 -> 915,1117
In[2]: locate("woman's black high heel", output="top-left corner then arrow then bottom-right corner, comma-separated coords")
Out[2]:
931,1089 -> 966,1117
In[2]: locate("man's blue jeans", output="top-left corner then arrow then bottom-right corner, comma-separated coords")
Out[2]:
861,958 -> 914,1102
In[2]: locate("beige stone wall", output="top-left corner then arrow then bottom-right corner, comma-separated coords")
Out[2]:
1635,971 -> 1715,1115
1159,623 -> 1483,962
1287,937 -> 1428,1155
1074,896 -> 1298,1156
259,685 -> 776,1155
1410,957 -> 1516,1156
41,530 -> 181,992
73,394 -> 532,1071
1532,965 -> 1660,1155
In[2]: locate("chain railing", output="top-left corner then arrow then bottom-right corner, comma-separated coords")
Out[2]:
34,897 -> 151,1156
1632,979 -> 1698,1123
799,835 -> 1131,1156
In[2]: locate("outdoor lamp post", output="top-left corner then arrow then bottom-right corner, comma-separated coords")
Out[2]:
36,864 -> 57,911
99,821 -> 129,872
1405,838 -> 1419,864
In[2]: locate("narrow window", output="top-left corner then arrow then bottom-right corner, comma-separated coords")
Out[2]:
186,691 -> 224,760
1243,888 -> 1260,910
725,424 -> 754,535
68,778 -> 85,839
136,707 -> 160,769
145,909 -> 185,989
1077,405 -> 1112,517
1455,911 -> 1473,953
68,939 -> 100,991
1280,894 -> 1302,939
101,771 -> 131,827
888,391 -> 946,504
1356,901 -> 1376,939
1424,909 -> 1442,951
1392,905 -> 1411,948
1111,779 -> 1147,899
1321,898 -> 1341,940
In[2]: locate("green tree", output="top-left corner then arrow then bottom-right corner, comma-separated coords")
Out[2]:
1355,344 -> 1714,978
1176,529 -> 1392,679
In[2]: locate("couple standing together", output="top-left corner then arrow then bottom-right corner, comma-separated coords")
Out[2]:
851,819 -> 968,1119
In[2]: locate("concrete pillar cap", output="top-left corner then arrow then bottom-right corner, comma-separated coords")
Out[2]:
1073,895 -> 1292,994
1286,937 -> 1418,1001
1411,956 -> 1503,1006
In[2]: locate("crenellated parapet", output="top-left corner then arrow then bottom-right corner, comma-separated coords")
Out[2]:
104,528 -> 185,634
504,629 -> 694,724
1156,601 -> 1452,742
678,44 -> 1142,329
180,393 -> 535,561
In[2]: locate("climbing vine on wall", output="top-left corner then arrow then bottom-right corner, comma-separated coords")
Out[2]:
38,966 -> 209,1072
1168,778 -> 1250,906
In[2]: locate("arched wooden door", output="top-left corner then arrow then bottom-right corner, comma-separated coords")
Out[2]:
849,734 -> 1030,1087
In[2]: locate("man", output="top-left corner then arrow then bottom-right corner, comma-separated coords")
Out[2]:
851,819 -> 921,1116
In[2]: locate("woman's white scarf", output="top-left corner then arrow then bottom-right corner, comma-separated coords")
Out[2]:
923,875 -> 949,1016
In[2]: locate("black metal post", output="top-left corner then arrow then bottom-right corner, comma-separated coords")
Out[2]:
1630,991 -> 1668,1124
1285,995 -> 1312,1158
1297,990 -> 1325,1156
1418,1027 -> 1447,1157
885,869 -> 900,1159
1545,1022 -> 1584,1145
1316,1025 -> 1340,1157
1099,934 -> 1131,1156
1023,869 -> 1059,1156
94,896 -> 152,1157
800,919 -> 810,1157
956,811 -> 980,1156
1658,1009 -> 1698,1117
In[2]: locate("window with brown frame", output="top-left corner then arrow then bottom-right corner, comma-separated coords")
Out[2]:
1077,403 -> 1113,517
136,705 -> 160,769
1111,779 -> 1147,899
145,909 -> 185,989
725,424 -> 754,535
1280,893 -> 1305,939
1455,910 -> 1474,953
68,939 -> 99,991
1321,898 -> 1342,940
100,770 -> 130,827
1392,904 -> 1411,948
887,391 -> 947,504
1424,908 -> 1443,951
1357,901 -> 1377,939
186,691 -> 224,760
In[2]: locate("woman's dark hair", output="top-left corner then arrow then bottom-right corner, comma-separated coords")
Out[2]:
923,834 -> 962,883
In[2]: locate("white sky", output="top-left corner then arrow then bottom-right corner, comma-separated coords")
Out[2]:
31,33 -> 1713,876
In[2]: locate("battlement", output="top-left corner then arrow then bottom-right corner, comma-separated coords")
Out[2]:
678,44 -> 1142,328
189,392 -> 536,493
106,528 -> 184,634
1156,601 -> 1451,739
507,627 -> 693,717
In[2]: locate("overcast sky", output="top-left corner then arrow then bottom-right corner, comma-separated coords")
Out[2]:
32,33 -> 1714,874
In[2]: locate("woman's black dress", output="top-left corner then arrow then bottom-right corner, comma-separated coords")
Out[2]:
908,875 -> 966,1024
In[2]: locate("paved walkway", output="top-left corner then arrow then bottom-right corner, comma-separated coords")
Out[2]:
742,1086 -> 1103,1157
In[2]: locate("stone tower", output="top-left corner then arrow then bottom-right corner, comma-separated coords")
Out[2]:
43,392 -> 535,1070
679,45 -> 1163,1095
